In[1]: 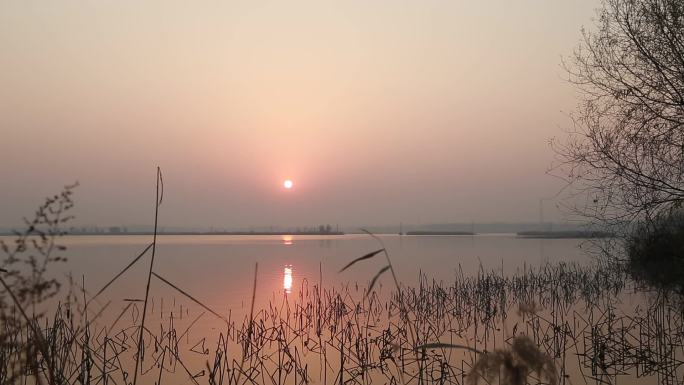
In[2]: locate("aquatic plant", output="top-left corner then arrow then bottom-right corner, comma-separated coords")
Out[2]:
0,182 -> 78,385
1,170 -> 682,385
467,336 -> 557,385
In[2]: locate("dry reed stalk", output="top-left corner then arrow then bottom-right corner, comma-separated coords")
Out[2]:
133,167 -> 163,385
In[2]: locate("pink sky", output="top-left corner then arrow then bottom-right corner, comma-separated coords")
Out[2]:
0,1 -> 598,228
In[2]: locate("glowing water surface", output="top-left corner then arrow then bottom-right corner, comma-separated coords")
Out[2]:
4,234 -> 680,385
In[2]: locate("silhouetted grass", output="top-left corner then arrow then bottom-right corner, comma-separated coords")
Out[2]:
1,171 -> 683,385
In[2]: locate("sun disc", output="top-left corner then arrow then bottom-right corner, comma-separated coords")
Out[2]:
283,179 -> 293,189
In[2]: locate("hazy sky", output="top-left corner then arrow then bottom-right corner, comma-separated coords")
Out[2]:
1,1 -> 598,228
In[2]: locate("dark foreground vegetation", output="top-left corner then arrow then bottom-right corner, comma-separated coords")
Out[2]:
1,251 -> 682,385
627,211 -> 684,293
1,178 -> 683,385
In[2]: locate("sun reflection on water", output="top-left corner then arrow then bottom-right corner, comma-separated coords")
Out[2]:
283,265 -> 293,294
282,235 -> 293,246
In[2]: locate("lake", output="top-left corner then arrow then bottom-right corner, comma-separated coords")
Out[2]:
1,233 -> 681,385
54,234 -> 589,314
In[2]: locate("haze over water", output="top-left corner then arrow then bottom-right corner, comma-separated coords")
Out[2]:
1,1 -> 598,229
2,1 -> 683,385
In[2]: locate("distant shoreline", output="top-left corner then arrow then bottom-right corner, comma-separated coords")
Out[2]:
516,231 -> 614,239
0,231 -> 346,236
0,230 -> 613,238
404,231 -> 475,236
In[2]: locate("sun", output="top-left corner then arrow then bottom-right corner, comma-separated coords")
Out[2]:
283,179 -> 294,189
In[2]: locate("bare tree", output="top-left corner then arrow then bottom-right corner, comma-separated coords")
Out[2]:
555,0 -> 684,231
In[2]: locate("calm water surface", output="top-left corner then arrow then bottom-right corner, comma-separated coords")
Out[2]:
54,234 -> 587,313
2,234 -> 680,385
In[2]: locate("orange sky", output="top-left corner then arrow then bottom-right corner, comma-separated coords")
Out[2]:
0,1 -> 598,228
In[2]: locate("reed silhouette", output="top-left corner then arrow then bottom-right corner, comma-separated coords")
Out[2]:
0,170 -> 682,385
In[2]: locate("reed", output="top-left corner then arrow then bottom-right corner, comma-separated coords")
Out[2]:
1,261 -> 683,385
1,171 -> 682,385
